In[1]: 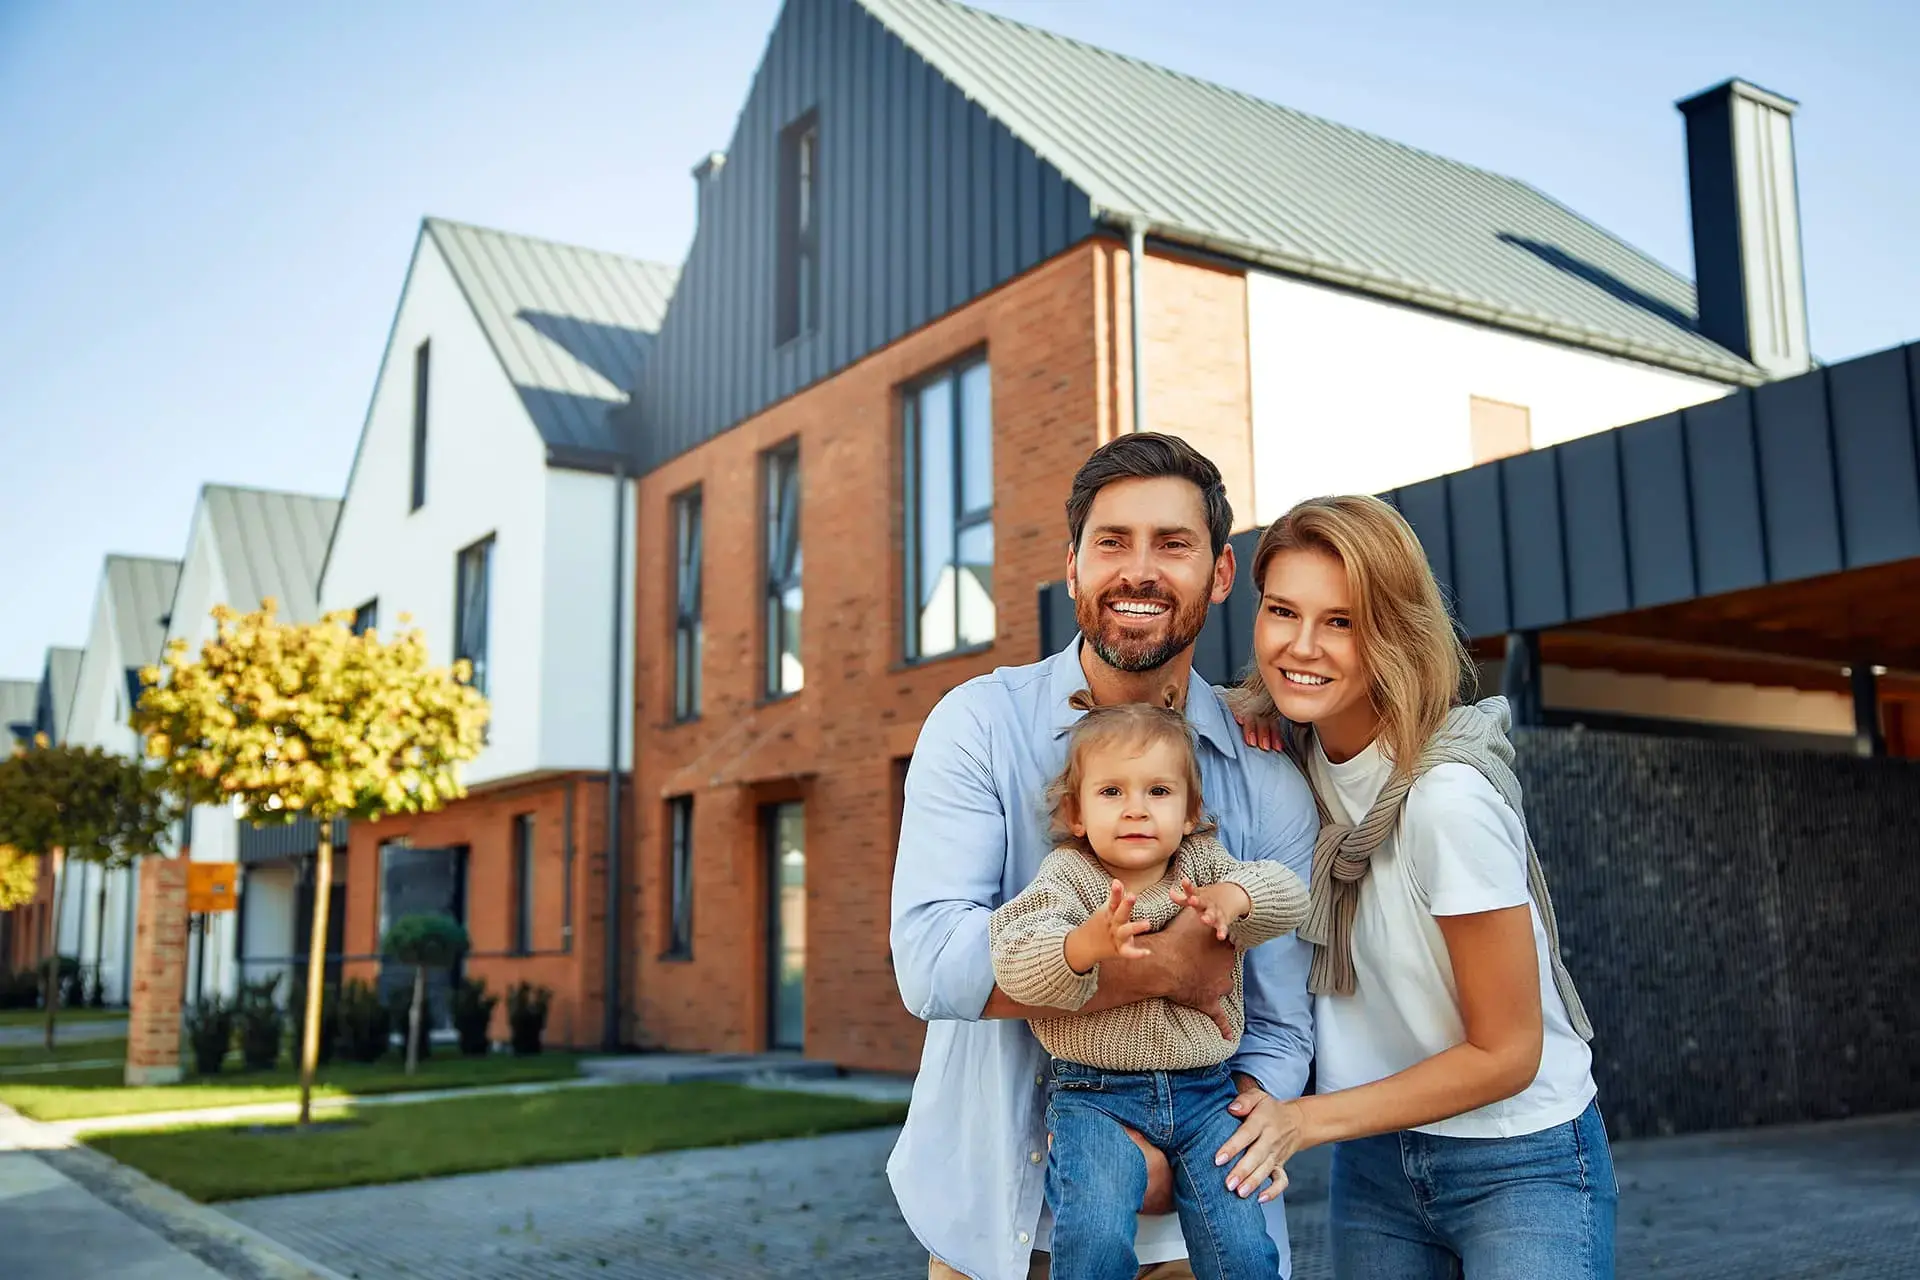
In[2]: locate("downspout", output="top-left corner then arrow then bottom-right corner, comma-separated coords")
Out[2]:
1128,219 -> 1148,434
602,464 -> 628,1052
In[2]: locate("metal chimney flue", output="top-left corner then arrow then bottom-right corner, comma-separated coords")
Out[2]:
1677,79 -> 1811,378
692,151 -> 727,227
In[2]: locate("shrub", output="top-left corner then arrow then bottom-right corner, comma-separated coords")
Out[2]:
506,981 -> 552,1056
451,978 -> 498,1056
387,990 -> 431,1064
235,975 -> 283,1070
57,956 -> 83,1010
0,968 -> 41,1010
285,976 -> 339,1067
337,979 -> 391,1063
184,997 -> 236,1076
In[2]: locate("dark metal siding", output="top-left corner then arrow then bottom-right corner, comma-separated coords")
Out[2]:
619,0 -> 1095,474
1038,340 -> 1920,674
237,816 -> 349,866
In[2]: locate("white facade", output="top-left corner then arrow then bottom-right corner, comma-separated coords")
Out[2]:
1245,272 -> 1736,523
319,232 -> 634,790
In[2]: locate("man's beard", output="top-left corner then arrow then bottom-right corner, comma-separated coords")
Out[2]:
1074,581 -> 1209,674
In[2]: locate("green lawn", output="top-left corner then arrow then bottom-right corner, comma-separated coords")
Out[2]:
89,1081 -> 909,1201
0,1051 -> 586,1122
0,1036 -> 127,1068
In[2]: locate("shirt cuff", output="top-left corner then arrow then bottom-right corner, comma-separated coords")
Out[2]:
923,909 -> 998,1021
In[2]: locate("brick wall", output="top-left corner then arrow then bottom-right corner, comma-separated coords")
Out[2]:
1518,728 -> 1920,1136
126,857 -> 188,1085
630,239 -> 1258,1071
340,772 -> 622,1049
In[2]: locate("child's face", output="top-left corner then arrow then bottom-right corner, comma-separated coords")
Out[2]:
1071,736 -> 1194,874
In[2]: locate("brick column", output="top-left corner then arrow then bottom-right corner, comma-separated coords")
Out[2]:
126,857 -> 189,1086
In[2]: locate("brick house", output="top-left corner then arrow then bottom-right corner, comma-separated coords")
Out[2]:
317,218 -> 676,1048
608,0 -> 1779,1072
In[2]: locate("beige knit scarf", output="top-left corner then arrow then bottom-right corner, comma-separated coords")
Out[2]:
1286,697 -> 1594,1042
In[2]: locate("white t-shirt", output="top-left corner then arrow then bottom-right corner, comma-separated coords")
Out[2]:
1307,738 -> 1596,1138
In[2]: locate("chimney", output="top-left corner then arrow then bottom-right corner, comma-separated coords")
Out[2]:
1677,80 -> 1811,377
692,151 -> 727,226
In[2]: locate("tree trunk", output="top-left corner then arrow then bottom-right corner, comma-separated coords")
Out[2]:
42,853 -> 65,1052
406,965 -> 424,1077
297,829 -> 332,1127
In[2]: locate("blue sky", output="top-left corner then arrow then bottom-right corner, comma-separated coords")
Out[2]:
2,0 -> 1915,678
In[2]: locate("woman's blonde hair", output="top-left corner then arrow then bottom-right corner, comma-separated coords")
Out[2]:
1045,689 -> 1209,850
1237,494 -> 1474,777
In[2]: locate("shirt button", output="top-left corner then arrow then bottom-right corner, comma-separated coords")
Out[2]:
1035,1073 -> 1044,1085
1017,1231 -> 1031,1245
1029,1150 -> 1044,1164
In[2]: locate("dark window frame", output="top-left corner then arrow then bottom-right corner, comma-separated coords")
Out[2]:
351,599 -> 379,637
454,534 -> 494,696
410,340 -> 431,512
672,490 -> 703,721
511,813 -> 535,956
664,795 -> 694,960
763,442 -> 803,697
775,110 -> 821,346
902,353 -> 995,661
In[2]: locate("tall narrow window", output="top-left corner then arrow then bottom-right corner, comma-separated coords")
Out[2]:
511,814 -> 535,955
410,341 -> 431,511
776,111 -> 820,345
764,444 -> 803,696
665,796 -> 694,958
1470,395 -> 1532,464
351,599 -> 379,637
672,491 -> 703,720
904,357 -> 994,659
454,536 -> 493,695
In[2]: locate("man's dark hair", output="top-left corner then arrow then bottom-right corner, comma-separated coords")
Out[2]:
1065,432 -> 1233,557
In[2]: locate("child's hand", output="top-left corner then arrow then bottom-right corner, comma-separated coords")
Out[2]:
1171,878 -> 1252,942
1065,880 -> 1152,974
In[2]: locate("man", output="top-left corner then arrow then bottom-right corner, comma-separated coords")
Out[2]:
890,433 -> 1319,1280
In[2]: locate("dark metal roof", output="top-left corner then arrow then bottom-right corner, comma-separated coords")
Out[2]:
1040,339 -> 1920,682
861,0 -> 1760,385
0,679 -> 36,748
237,815 -> 349,866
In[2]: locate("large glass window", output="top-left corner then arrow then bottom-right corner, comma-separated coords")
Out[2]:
673,491 -> 703,720
764,444 -> 803,696
454,536 -> 493,695
904,357 -> 994,659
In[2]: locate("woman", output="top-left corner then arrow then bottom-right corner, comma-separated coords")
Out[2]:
1215,494 -> 1614,1278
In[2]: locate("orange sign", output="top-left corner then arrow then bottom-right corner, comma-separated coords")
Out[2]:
186,863 -> 239,914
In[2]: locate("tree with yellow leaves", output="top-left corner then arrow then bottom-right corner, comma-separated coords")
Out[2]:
135,601 -> 488,1124
0,738 -> 180,1048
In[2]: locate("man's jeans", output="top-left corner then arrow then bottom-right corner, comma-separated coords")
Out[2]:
1044,1059 -> 1279,1280
1328,1098 -> 1617,1279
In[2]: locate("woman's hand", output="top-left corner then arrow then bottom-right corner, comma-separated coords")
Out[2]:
1217,684 -> 1285,753
1214,1085 -> 1311,1202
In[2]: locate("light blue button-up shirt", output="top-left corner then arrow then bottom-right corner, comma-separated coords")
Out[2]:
889,640 -> 1319,1280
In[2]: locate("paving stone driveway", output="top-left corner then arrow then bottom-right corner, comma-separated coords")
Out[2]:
225,1113 -> 1920,1279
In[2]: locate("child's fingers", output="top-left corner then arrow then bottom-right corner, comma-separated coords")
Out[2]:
1104,879 -> 1126,916
1117,919 -> 1152,940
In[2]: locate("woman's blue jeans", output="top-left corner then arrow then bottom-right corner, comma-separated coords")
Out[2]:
1328,1098 -> 1617,1279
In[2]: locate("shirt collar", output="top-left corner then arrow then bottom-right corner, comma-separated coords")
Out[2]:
1045,637 -> 1243,761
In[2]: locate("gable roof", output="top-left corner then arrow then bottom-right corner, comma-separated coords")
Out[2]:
425,218 -> 680,465
193,485 -> 341,626
0,679 -> 36,747
105,555 -> 182,670
40,647 -> 83,743
858,0 -> 1762,385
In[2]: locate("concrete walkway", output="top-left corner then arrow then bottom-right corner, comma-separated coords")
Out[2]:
0,1016 -> 128,1049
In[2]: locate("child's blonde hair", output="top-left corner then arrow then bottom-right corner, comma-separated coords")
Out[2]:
1045,688 -> 1209,851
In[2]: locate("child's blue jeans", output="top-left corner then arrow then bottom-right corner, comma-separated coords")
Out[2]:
1044,1058 -> 1279,1280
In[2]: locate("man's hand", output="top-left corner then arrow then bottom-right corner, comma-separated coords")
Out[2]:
1141,903 -> 1236,1037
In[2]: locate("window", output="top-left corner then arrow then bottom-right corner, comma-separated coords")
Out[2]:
904,357 -> 995,659
511,814 -> 535,955
351,599 -> 379,637
454,536 -> 493,695
410,341 -> 431,512
672,491 -> 703,720
776,111 -> 820,345
1470,395 -> 1532,464
665,796 -> 693,958
764,445 -> 803,696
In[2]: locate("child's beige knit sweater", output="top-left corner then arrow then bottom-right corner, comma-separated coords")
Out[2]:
988,832 -> 1309,1071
